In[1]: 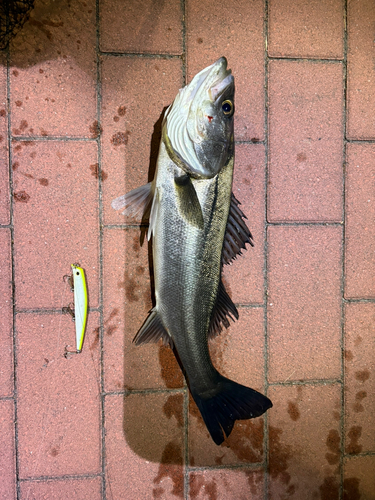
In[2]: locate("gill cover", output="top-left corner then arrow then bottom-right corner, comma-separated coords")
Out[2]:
165,57 -> 235,179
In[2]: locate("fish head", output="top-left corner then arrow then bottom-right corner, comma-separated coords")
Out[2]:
165,57 -> 235,179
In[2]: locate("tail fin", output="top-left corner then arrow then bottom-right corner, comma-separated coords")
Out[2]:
192,376 -> 272,445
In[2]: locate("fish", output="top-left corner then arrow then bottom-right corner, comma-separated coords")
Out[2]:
112,57 -> 272,445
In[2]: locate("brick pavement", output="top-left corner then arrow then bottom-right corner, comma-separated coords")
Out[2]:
1,0 -> 374,498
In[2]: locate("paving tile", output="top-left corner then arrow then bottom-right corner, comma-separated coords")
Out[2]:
100,0 -> 182,54
267,226 -> 342,382
19,477 -> 102,500
12,140 -> 99,309
101,56 -> 182,225
0,229 -> 13,397
345,144 -> 375,299
267,384 -> 342,499
186,0 -> 265,142
105,392 -> 184,499
103,228 -> 183,392
0,400 -> 16,500
16,313 -> 101,479
347,0 -> 375,139
268,0 -> 344,59
223,144 -> 265,305
344,303 -> 375,454
189,308 -> 267,466
189,469 -> 264,499
0,56 -> 10,225
10,0 -> 97,138
343,456 -> 375,500
268,60 -> 343,222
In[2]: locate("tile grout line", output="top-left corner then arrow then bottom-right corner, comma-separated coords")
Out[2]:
340,0 -> 349,496
6,41 -> 21,500
263,0 -> 271,497
11,135 -> 98,141
19,472 -> 103,483
10,134 -> 375,145
94,1 -> 108,499
268,56 -> 344,63
99,51 -> 182,59
269,378 -> 342,388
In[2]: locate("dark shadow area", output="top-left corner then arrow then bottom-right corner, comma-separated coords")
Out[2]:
0,0 -> 96,72
0,0 -> 35,50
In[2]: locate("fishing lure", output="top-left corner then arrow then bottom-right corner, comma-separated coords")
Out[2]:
63,264 -> 88,354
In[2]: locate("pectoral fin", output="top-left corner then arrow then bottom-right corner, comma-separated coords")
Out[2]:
222,193 -> 254,265
174,174 -> 204,229
147,187 -> 160,240
111,182 -> 153,220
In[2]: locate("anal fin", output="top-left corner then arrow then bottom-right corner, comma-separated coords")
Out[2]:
133,308 -> 173,348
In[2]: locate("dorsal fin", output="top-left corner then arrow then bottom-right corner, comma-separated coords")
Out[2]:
208,280 -> 239,339
222,193 -> 254,265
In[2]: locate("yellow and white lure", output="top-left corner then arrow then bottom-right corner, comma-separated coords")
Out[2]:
64,264 -> 88,354
71,264 -> 88,353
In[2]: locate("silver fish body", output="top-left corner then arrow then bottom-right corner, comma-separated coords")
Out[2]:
112,58 -> 272,444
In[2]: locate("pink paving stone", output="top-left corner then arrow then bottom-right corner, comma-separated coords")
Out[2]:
16,313 -> 101,479
268,60 -> 343,222
189,469 -> 264,499
103,228 -> 183,392
186,0 -> 265,142
344,303 -> 375,454
347,0 -> 375,139
104,393 -> 184,499
101,56 -> 182,225
223,144 -> 265,305
12,140 -> 99,309
344,456 -> 375,500
345,144 -> 375,299
0,57 -> 10,225
267,226 -> 342,382
100,0 -> 183,54
0,229 -> 14,397
267,384 -> 342,499
268,0 -> 344,59
19,477 -> 102,500
0,400 -> 16,500
10,0 -> 97,138
189,308 -> 267,466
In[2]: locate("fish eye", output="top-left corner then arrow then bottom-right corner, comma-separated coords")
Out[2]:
222,100 -> 233,115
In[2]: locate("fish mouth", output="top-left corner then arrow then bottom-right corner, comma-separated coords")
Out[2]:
187,56 -> 233,104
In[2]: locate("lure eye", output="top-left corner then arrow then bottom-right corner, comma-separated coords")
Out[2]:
222,100 -> 233,115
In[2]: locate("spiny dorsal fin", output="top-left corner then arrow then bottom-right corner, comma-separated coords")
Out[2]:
222,193 -> 254,266
174,174 -> 204,229
111,182 -> 153,220
133,308 -> 173,348
208,280 -> 239,339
